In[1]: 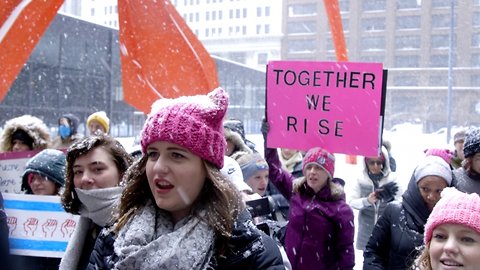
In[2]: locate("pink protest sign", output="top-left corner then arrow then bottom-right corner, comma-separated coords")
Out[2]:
266,61 -> 385,156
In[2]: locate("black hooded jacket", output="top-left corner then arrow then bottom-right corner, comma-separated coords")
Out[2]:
363,174 -> 429,270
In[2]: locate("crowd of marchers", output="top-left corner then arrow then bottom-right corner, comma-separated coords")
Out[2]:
0,89 -> 479,270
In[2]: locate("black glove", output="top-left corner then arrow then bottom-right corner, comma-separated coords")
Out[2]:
376,182 -> 399,203
261,117 -> 270,140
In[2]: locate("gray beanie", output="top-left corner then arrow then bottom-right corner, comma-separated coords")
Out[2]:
414,155 -> 453,185
463,127 -> 480,158
21,149 -> 66,194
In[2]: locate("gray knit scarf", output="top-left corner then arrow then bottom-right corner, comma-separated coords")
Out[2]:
75,186 -> 123,227
113,200 -> 215,270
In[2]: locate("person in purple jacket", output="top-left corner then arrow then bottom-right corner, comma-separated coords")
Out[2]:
265,145 -> 355,270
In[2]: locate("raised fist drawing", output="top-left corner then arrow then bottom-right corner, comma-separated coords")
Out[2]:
24,217 -> 39,236
61,219 -> 76,238
42,219 -> 58,238
6,216 -> 17,235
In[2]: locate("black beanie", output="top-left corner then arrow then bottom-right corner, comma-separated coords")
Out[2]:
11,129 -> 34,149
21,149 -> 66,194
464,127 -> 480,158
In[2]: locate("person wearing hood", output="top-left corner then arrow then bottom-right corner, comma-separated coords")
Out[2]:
0,115 -> 51,152
223,118 -> 256,156
87,88 -> 284,270
263,133 -> 355,270
451,129 -> 466,169
51,113 -> 84,150
452,127 -> 480,195
59,135 -> 133,270
363,155 -> 453,270
348,145 -> 401,251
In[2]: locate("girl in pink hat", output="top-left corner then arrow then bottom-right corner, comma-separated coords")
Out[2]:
87,88 -> 284,269
414,187 -> 480,270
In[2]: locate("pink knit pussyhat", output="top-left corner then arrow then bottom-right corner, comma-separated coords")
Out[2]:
140,87 -> 228,169
302,147 -> 335,179
424,187 -> 480,245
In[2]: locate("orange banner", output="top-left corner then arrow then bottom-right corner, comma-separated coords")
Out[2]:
118,0 -> 219,114
0,0 -> 64,102
324,0 -> 348,62
324,0 -> 357,164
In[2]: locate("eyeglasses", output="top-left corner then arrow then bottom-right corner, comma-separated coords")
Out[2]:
367,160 -> 383,166
27,173 -> 50,185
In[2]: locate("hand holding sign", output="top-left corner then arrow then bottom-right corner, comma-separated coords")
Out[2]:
7,216 -> 17,235
61,219 -> 76,238
24,217 -> 39,236
42,219 -> 58,238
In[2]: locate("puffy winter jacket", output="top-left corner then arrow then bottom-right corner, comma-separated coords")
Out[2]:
265,147 -> 355,270
363,174 -> 430,270
87,210 -> 285,270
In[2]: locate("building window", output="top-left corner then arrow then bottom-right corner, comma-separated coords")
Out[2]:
471,53 -> 480,66
361,36 -> 385,51
473,12 -> 480,26
362,0 -> 386,12
395,55 -> 419,67
431,34 -> 455,49
396,0 -> 420,9
396,15 -> 421,29
236,9 -> 240,18
257,7 -> 261,17
258,53 -> 268,65
212,28 -> 216,35
432,14 -> 455,29
206,12 -> 210,21
339,0 -> 349,12
432,0 -> 455,8
229,9 -> 233,19
429,75 -> 448,86
256,25 -> 261,34
287,3 -> 317,16
218,28 -> 222,35
91,8 -> 95,16
430,54 -> 454,67
472,33 -> 480,47
196,13 -> 199,22
236,26 -> 240,33
287,39 -> 316,53
265,24 -> 270,34
393,76 -> 418,86
360,54 -> 384,63
361,17 -> 386,31
242,26 -> 246,35
243,8 -> 247,18
212,11 -> 216,20
104,7 -> 107,14
265,6 -> 270,16
287,21 -> 316,34
205,29 -> 209,37
189,13 -> 193,22
219,10 -> 222,20
395,35 -> 420,49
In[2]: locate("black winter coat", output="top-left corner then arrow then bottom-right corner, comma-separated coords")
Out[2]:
363,174 -> 430,270
87,210 -> 285,270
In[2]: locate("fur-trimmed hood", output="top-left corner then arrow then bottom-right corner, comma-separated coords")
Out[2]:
292,176 -> 346,201
224,127 -> 253,155
0,115 -> 51,152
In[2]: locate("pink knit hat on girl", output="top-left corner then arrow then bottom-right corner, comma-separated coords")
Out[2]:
302,147 -> 335,179
140,88 -> 228,169
424,187 -> 480,245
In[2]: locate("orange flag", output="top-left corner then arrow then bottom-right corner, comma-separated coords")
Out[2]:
118,0 -> 219,114
0,0 -> 64,102
324,0 -> 357,164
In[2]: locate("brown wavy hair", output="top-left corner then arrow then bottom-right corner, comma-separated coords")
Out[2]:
114,155 -> 243,255
411,245 -> 431,270
61,135 -> 133,214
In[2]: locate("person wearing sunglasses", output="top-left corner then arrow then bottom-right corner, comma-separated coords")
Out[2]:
348,145 -> 401,252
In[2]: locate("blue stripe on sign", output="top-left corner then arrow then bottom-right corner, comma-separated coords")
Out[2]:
10,238 -> 67,252
4,200 -> 64,212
